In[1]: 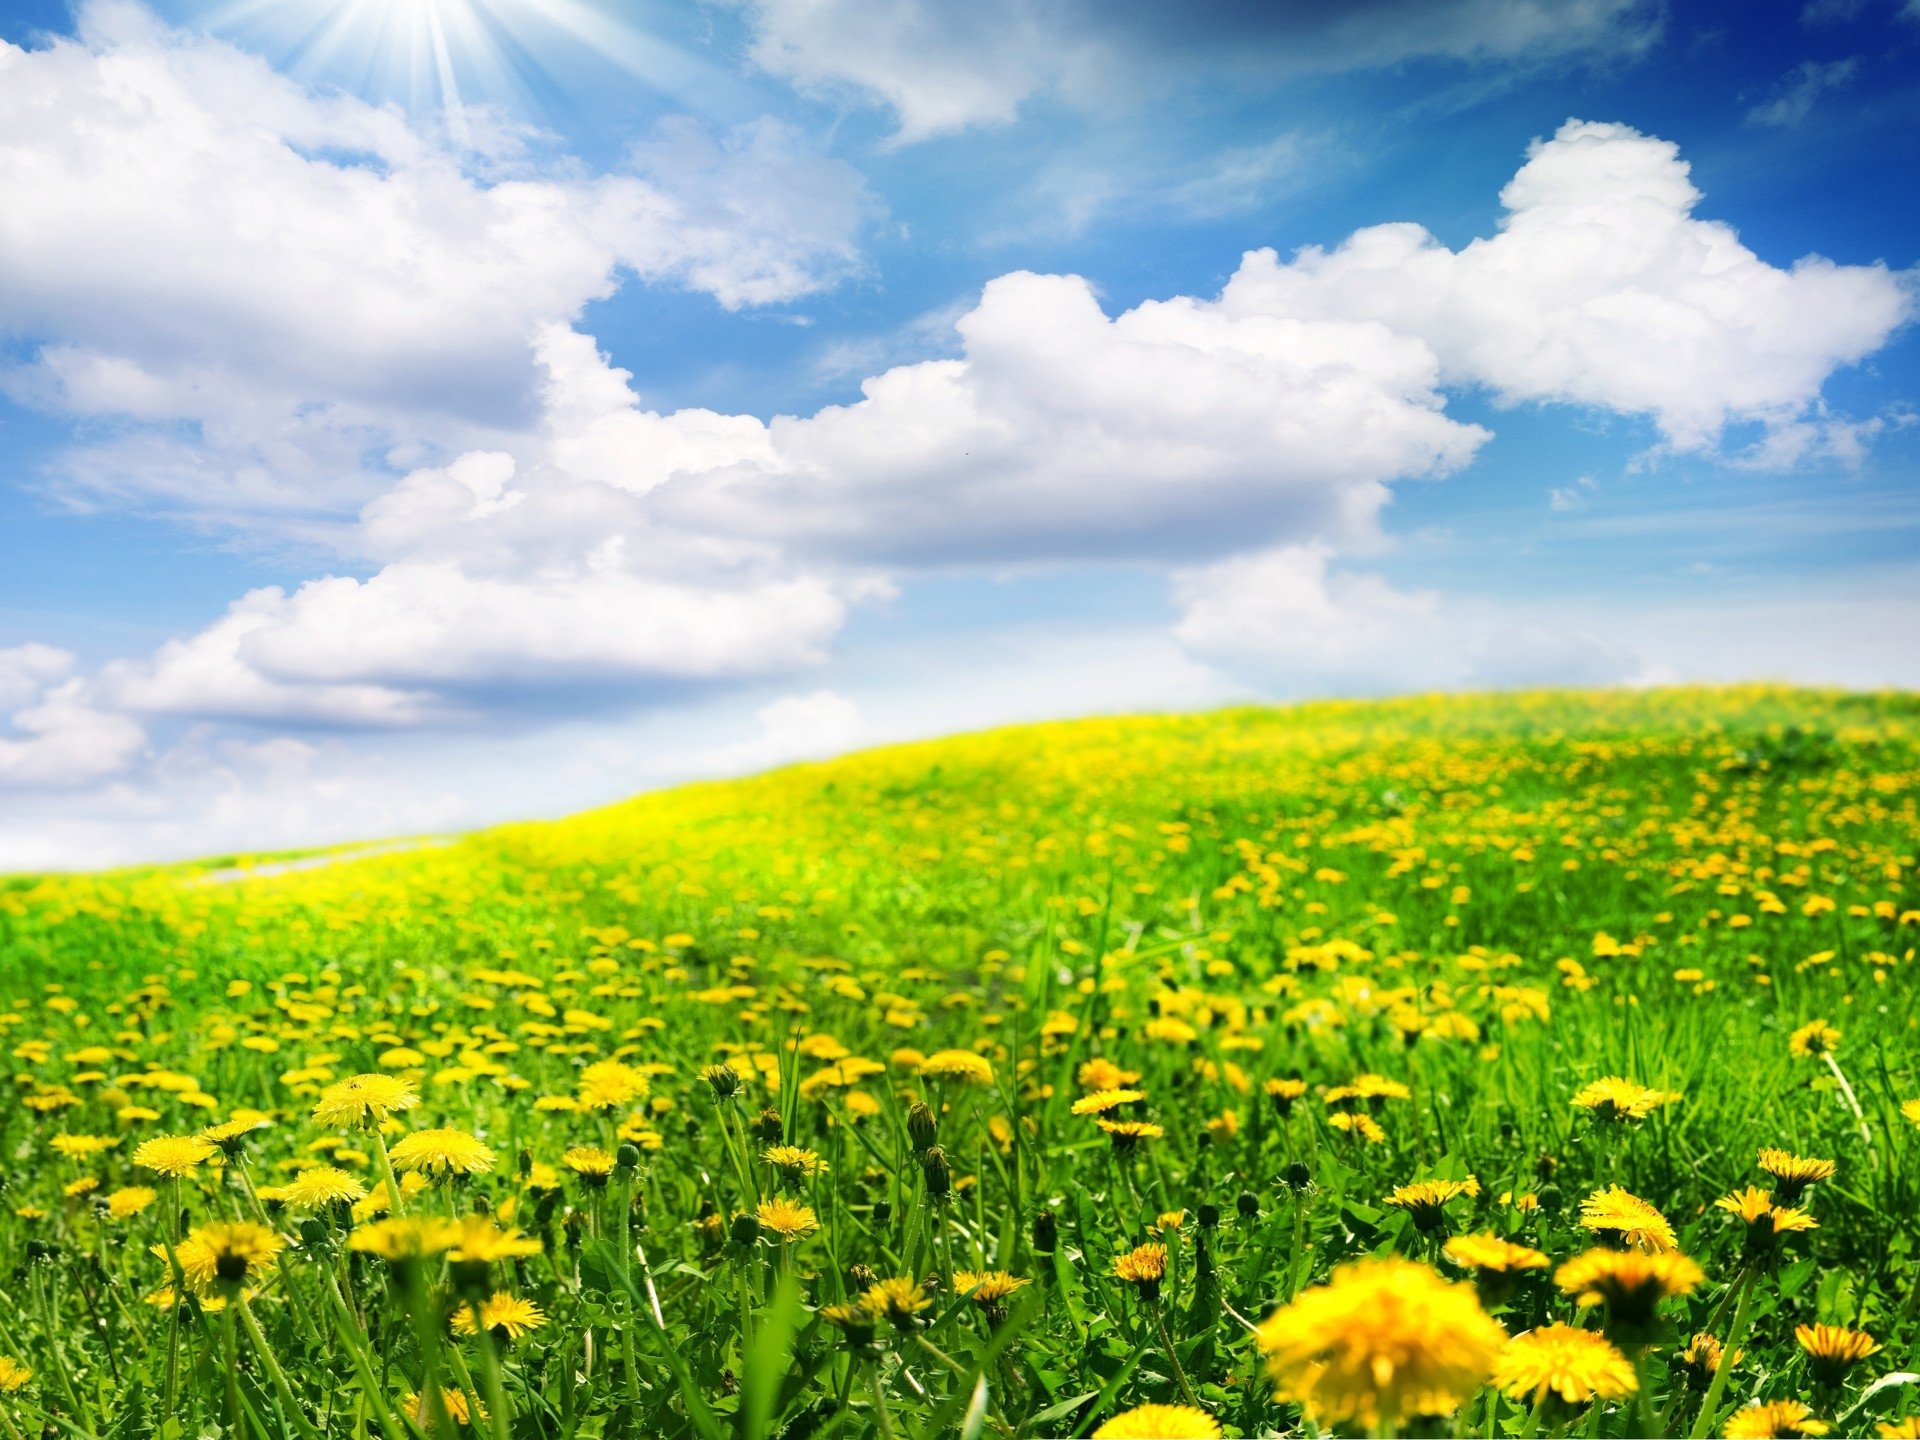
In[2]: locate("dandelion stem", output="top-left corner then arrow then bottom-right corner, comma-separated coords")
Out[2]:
1688,1268 -> 1755,1440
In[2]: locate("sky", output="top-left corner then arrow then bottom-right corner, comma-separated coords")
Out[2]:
0,0 -> 1917,870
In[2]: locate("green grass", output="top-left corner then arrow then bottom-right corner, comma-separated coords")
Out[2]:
0,684 -> 1916,1438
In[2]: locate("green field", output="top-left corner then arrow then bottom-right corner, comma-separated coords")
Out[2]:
1,686 -> 1916,1439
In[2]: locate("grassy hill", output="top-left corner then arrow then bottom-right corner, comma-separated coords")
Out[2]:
0,685 -> 1916,1437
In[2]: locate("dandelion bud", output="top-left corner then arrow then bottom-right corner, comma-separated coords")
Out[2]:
1237,1190 -> 1261,1217
534,1191 -> 559,1226
850,1263 -> 878,1290
615,1142 -> 641,1171
1197,1202 -> 1220,1230
1284,1162 -> 1311,1191
517,1148 -> 533,1179
906,1102 -> 939,1153
702,1063 -> 744,1101
730,1212 -> 762,1247
1032,1209 -> 1057,1254
749,1109 -> 784,1145
872,1200 -> 891,1225
920,1145 -> 951,1199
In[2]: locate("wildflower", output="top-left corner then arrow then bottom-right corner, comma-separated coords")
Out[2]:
1078,1059 -> 1141,1091
1493,1324 -> 1637,1405
201,1117 -> 267,1153
1788,1021 -> 1841,1058
132,1134 -> 217,1177
174,1221 -> 286,1294
918,1049 -> 994,1083
348,1217 -> 460,1262
446,1217 -> 542,1266
1098,1119 -> 1164,1152
860,1277 -> 931,1328
1571,1076 -> 1681,1123
50,1134 -> 119,1158
1384,1177 -> 1478,1233
1579,1186 -> 1676,1251
1796,1324 -> 1879,1387
576,1059 -> 649,1110
1673,1333 -> 1737,1390
451,1292 -> 547,1342
1556,1248 -> 1703,1341
403,1389 -> 483,1428
279,1167 -> 367,1213
821,1301 -> 880,1349
388,1128 -> 496,1177
1876,1421 -> 1920,1439
562,1146 -> 617,1187
1724,1399 -> 1830,1438
1757,1149 -> 1835,1204
954,1270 -> 1029,1321
1092,1403 -> 1223,1438
1714,1187 -> 1818,1258
1903,1099 -> 1920,1131
1113,1242 -> 1169,1301
1263,1078 -> 1307,1116
762,1145 -> 826,1186
105,1186 -> 158,1219
1073,1088 -> 1148,1116
311,1074 -> 419,1128
1329,1111 -> 1386,1143
702,1063 -> 745,1099
1325,1073 -> 1412,1107
1255,1256 -> 1505,1431
0,1357 -> 31,1392
755,1198 -> 819,1242
1443,1234 -> 1549,1274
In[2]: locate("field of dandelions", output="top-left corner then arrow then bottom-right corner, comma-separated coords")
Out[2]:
1,686 -> 1918,1440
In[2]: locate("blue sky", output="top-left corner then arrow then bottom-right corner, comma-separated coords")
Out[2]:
0,0 -> 1916,867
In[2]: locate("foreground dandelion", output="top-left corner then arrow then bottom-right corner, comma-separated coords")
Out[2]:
451,1291 -> 547,1342
1556,1248 -> 1703,1341
131,1134 -> 217,1177
1493,1324 -> 1637,1406
311,1073 -> 419,1128
387,1128 -> 496,1177
1757,1149 -> 1835,1203
1572,1075 -> 1681,1123
1255,1255 -> 1505,1431
0,1357 -> 31,1392
1795,1324 -> 1879,1386
172,1221 -> 286,1293
1113,1242 -> 1169,1301
1091,1403 -> 1222,1438
278,1166 -> 367,1212
1724,1398 -> 1830,1438
754,1198 -> 818,1241
1579,1185 -> 1677,1251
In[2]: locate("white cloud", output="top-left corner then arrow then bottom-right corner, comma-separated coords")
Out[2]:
1214,119 -> 1915,453
657,690 -> 868,777
0,678 -> 148,788
1172,543 -> 1637,692
0,2 -> 871,521
0,643 -> 75,709
747,0 -> 1657,141
654,269 -> 1488,563
1747,58 -> 1859,128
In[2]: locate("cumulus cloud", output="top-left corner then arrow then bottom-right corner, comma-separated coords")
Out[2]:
747,0 -> 1658,141
654,270 -> 1488,563
1171,544 -> 1637,693
1213,119 -> 1916,452
0,677 -> 147,789
0,1 -> 871,520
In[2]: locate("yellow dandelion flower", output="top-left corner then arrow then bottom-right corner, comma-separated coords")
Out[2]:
403,1389 -> 482,1428
105,1186 -> 158,1219
1796,1324 -> 1879,1386
1443,1234 -> 1550,1274
50,1134 -> 119,1159
1757,1149 -> 1835,1202
1255,1256 -> 1505,1431
859,1276 -> 931,1328
388,1128 -> 496,1177
447,1217 -> 542,1265
0,1357 -> 31,1392
1578,1186 -> 1676,1251
1571,1076 -> 1681,1123
1113,1241 -> 1169,1301
279,1167 -> 368,1212
562,1146 -> 617,1187
1091,1403 -> 1223,1438
918,1049 -> 994,1083
1555,1248 -> 1703,1341
451,1291 -> 547,1341
348,1217 -> 460,1262
754,1198 -> 818,1241
1072,1088 -> 1148,1116
1788,1021 -> 1840,1058
132,1134 -> 217,1177
1097,1119 -> 1164,1151
311,1074 -> 419,1129
1384,1177 -> 1478,1232
1493,1324 -> 1637,1405
1078,1059 -> 1141,1092
172,1222 -> 286,1293
1724,1399 -> 1830,1438
1329,1111 -> 1387,1143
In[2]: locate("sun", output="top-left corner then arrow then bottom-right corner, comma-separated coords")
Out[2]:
184,0 -> 738,147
